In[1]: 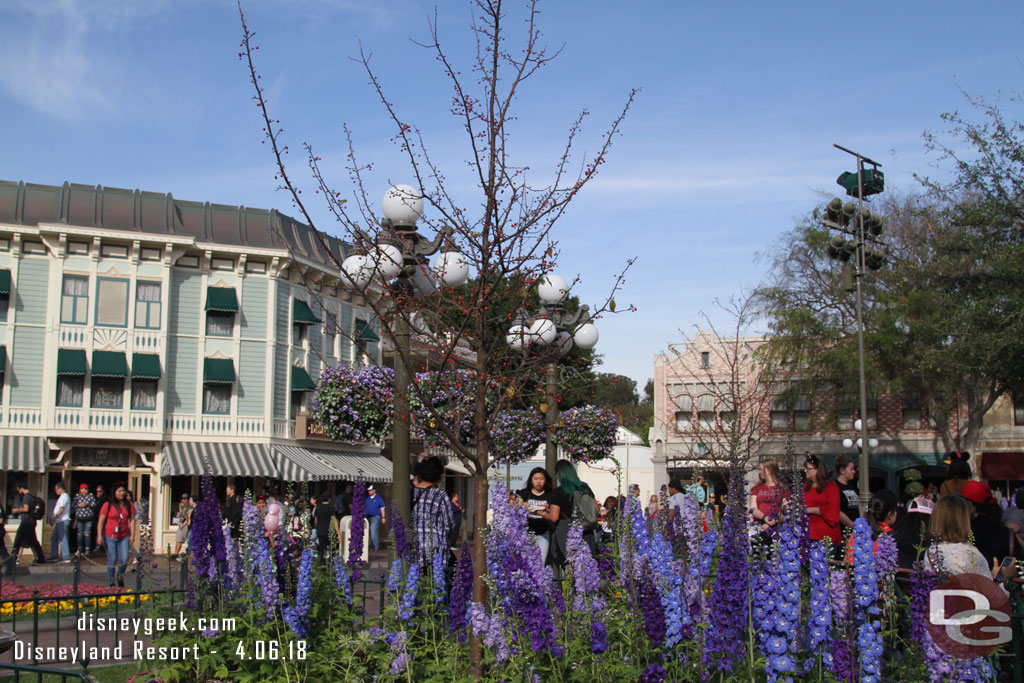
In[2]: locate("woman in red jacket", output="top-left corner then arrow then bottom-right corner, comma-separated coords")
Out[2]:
803,454 -> 841,545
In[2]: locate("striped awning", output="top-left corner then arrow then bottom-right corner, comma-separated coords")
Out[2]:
161,442 -> 277,478
273,445 -> 392,483
0,436 -> 47,473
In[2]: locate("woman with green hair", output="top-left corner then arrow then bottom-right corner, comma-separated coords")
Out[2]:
551,460 -> 599,562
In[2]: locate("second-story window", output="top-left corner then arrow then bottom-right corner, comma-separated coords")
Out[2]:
96,278 -> 129,327
57,376 -> 84,406
61,275 -> 89,324
902,391 -> 922,428
131,380 -> 158,410
205,288 -> 238,337
770,397 -> 789,430
135,282 -> 162,329
91,378 -> 124,408
206,312 -> 234,337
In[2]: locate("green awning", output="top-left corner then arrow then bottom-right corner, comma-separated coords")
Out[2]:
291,366 -> 316,392
132,353 -> 162,379
0,270 -> 10,294
203,357 -> 236,385
205,288 -> 239,312
356,319 -> 379,341
0,346 -> 5,373
57,348 -> 87,376
293,299 -> 320,324
91,350 -> 128,378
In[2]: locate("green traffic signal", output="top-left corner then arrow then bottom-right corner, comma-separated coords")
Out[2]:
837,168 -> 884,198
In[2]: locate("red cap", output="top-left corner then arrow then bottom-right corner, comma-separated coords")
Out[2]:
79,484 -> 89,490
960,480 -> 995,505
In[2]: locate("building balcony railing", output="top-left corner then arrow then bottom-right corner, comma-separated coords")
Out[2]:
56,325 -> 163,353
0,406 -> 279,439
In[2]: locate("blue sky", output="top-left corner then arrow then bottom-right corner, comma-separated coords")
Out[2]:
2,0 -> 1021,392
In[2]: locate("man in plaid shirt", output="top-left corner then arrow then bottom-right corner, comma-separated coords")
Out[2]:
411,457 -> 454,567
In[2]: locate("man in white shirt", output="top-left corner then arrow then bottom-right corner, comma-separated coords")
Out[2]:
667,479 -> 686,520
51,481 -> 71,562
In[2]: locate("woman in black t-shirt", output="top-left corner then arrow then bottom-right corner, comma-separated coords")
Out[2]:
518,467 -> 560,564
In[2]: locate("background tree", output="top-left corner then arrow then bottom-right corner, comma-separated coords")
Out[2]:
238,0 -> 635,665
757,95 -> 1024,455
663,294 -> 781,471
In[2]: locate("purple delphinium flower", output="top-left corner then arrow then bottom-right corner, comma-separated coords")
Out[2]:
255,534 -> 279,620
639,664 -> 668,683
190,475 -> 227,584
567,524 -> 606,614
387,630 -> 411,676
391,500 -> 409,561
703,458 -> 750,675
852,518 -> 882,683
448,543 -> 473,643
347,481 -> 366,584
282,549 -> 313,638
831,638 -> 855,683
387,557 -> 403,593
184,569 -> 197,610
485,484 -> 558,654
222,526 -> 242,595
875,533 -> 898,612
635,557 -> 666,648
333,554 -> 353,605
804,540 -> 834,673
590,621 -> 609,654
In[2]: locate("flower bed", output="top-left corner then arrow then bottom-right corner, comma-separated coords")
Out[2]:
0,582 -> 149,617
141,470 -> 1010,682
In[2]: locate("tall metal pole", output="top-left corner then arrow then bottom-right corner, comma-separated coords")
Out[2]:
392,299 -> 411,531
545,361 -> 558,474
854,156 -> 871,516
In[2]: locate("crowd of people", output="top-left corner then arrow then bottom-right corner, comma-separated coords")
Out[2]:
3,448 -> 1020,596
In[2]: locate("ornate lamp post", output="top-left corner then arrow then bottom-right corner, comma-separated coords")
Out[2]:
507,274 -> 599,473
340,185 -> 470,529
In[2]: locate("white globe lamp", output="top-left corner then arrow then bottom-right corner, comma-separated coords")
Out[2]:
854,418 -> 863,432
507,324 -> 529,351
376,243 -> 404,280
529,318 -> 557,346
537,274 -> 568,305
381,184 -> 423,226
434,251 -> 470,287
842,438 -> 854,449
573,322 -> 599,349
868,437 -> 879,449
342,254 -> 374,289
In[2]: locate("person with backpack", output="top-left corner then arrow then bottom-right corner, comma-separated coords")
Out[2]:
10,483 -> 46,566
73,484 -> 97,555
518,467 -> 560,564
551,460 -> 599,562
96,483 -> 135,587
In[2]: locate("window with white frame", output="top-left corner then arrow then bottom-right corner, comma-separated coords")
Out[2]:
100,243 -> 128,258
292,323 -> 307,346
290,391 -> 309,418
57,377 -> 84,406
95,278 -> 129,327
203,385 -> 231,414
324,310 -> 337,356
131,380 -> 158,410
675,411 -> 693,432
135,282 -> 161,329
60,276 -> 89,324
91,378 -> 124,408
793,396 -> 812,431
902,391 -> 922,428
770,397 -> 789,431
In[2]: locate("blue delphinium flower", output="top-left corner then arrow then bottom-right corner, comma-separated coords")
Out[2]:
255,533 -> 279,620
282,549 -> 313,638
852,518 -> 882,683
222,526 -> 242,595
567,524 -> 606,614
448,543 -> 473,643
387,630 -> 410,676
635,557 -> 666,648
333,554 -> 352,605
391,500 -> 409,561
387,556 -> 403,593
399,561 -> 420,622
431,550 -> 446,604
804,540 -> 833,672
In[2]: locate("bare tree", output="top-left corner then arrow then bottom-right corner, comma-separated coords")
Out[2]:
661,293 -> 784,473
237,0 -> 636,664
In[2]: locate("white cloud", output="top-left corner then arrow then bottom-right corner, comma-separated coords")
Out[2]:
0,0 -> 167,121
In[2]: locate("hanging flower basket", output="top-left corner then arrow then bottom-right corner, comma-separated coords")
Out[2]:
553,405 -> 619,463
313,365 -> 395,443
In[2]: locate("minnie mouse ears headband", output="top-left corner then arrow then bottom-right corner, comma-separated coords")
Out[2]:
943,451 -> 970,465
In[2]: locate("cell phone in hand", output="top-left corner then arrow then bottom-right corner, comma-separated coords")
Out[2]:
996,556 -> 1016,581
